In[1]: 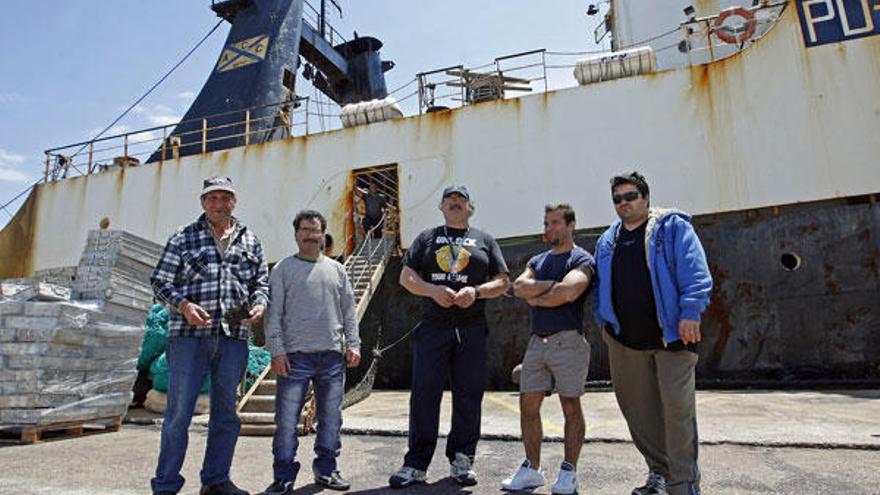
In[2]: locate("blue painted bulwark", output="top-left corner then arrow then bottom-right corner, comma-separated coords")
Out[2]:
151,0 -> 394,161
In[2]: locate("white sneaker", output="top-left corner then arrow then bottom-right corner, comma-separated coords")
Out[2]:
501,459 -> 546,491
551,461 -> 578,495
450,452 -> 477,486
388,466 -> 427,489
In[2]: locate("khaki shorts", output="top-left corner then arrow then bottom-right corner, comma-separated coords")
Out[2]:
520,330 -> 591,398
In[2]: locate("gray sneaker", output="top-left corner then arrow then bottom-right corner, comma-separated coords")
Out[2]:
632,472 -> 667,495
450,452 -> 477,486
388,466 -> 427,489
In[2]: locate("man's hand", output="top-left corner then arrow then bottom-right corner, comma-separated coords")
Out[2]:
525,297 -> 539,307
240,304 -> 266,324
679,319 -> 702,344
271,354 -> 290,377
453,286 -> 477,308
431,285 -> 457,308
345,349 -> 361,368
180,301 -> 212,328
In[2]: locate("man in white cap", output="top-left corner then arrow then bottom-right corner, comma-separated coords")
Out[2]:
150,176 -> 269,495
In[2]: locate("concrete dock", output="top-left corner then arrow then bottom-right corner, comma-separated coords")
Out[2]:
1,389 -> 878,494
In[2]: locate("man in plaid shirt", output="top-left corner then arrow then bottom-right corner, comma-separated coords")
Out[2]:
150,176 -> 269,495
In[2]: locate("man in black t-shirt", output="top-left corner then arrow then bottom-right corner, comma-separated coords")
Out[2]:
388,185 -> 510,489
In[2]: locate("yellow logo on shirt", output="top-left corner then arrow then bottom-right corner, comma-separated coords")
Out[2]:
435,245 -> 471,273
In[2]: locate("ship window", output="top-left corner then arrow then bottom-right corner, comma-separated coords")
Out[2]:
282,67 -> 295,92
780,252 -> 801,272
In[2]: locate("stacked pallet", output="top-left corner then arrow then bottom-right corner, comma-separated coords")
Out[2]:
0,229 -> 161,443
72,230 -> 163,324
0,301 -> 141,442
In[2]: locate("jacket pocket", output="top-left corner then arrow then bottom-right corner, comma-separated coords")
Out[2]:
180,248 -> 210,282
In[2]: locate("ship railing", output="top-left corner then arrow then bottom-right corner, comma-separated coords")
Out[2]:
302,0 -> 347,47
415,0 -> 787,113
41,96 -> 346,183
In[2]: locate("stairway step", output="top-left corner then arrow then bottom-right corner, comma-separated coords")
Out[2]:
256,379 -> 277,395
238,412 -> 276,424
240,424 -> 276,436
240,395 -> 277,413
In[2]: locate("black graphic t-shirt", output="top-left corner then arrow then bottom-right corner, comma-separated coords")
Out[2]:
403,225 -> 509,325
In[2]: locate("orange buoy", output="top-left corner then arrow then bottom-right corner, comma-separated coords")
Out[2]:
714,7 -> 757,45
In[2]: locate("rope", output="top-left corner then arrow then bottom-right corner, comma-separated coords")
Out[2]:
74,19 -> 224,159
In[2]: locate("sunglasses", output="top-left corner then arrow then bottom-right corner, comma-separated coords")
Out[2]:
612,191 -> 641,204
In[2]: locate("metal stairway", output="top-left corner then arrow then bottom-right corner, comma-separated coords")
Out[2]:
238,232 -> 394,436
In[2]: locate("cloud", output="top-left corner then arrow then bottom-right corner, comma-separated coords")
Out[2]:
177,91 -> 196,99
0,148 -> 32,183
0,167 -> 32,183
0,92 -> 24,105
145,104 -> 180,126
0,149 -> 25,165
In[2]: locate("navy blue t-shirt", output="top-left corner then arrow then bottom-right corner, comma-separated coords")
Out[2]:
527,246 -> 595,336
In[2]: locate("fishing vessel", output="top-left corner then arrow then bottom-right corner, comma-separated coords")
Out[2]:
1,0 -> 878,393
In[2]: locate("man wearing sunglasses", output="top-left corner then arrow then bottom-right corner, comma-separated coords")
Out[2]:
593,172 -> 712,495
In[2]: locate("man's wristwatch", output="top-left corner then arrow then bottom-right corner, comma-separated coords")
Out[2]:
474,286 -> 481,299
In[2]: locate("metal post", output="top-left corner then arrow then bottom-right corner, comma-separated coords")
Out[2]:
88,142 -> 94,174
542,50 -> 548,93
684,25 -> 693,66
161,127 -> 167,165
202,119 -> 208,154
123,135 -> 129,168
417,75 -> 424,115
320,0 -> 326,37
305,98 -> 310,135
706,19 -> 716,62
244,110 -> 251,146
44,154 -> 50,183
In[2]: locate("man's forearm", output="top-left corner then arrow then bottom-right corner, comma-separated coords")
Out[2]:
400,267 -> 438,297
477,275 -> 510,299
513,278 -> 554,299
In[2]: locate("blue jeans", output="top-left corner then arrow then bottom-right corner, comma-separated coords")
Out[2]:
272,351 -> 345,481
151,335 -> 249,493
403,319 -> 487,471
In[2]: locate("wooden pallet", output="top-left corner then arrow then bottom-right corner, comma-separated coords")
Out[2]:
0,416 -> 122,444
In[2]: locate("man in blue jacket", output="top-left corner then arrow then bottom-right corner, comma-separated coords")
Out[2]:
593,172 -> 712,495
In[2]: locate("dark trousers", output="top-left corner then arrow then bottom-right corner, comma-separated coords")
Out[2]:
403,319 -> 487,470
362,215 -> 383,239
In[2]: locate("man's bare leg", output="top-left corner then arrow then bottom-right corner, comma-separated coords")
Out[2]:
520,392 -> 546,467
559,396 -> 585,466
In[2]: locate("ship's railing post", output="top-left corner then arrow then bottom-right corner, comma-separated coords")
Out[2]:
244,110 -> 251,146
201,119 -> 208,154
417,74 -> 425,115
161,127 -> 167,165
305,98 -> 310,135
541,50 -> 548,93
706,19 -> 715,62
123,134 -> 129,168
44,153 -> 50,183
88,141 -> 94,174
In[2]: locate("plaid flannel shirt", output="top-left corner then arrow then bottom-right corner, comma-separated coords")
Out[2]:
150,214 -> 270,339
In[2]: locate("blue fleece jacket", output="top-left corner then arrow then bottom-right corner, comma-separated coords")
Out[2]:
593,208 -> 713,345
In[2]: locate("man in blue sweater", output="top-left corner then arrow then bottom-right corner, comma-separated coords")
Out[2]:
593,172 -> 712,495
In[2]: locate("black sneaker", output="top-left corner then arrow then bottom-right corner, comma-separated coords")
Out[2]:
199,480 -> 250,495
261,479 -> 294,495
315,471 -> 351,491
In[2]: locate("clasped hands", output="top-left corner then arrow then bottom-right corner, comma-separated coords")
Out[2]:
430,285 -> 477,309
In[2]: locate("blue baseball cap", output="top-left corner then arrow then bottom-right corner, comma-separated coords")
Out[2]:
442,184 -> 470,200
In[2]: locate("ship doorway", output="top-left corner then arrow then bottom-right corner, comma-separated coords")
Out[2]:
350,164 -> 399,251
